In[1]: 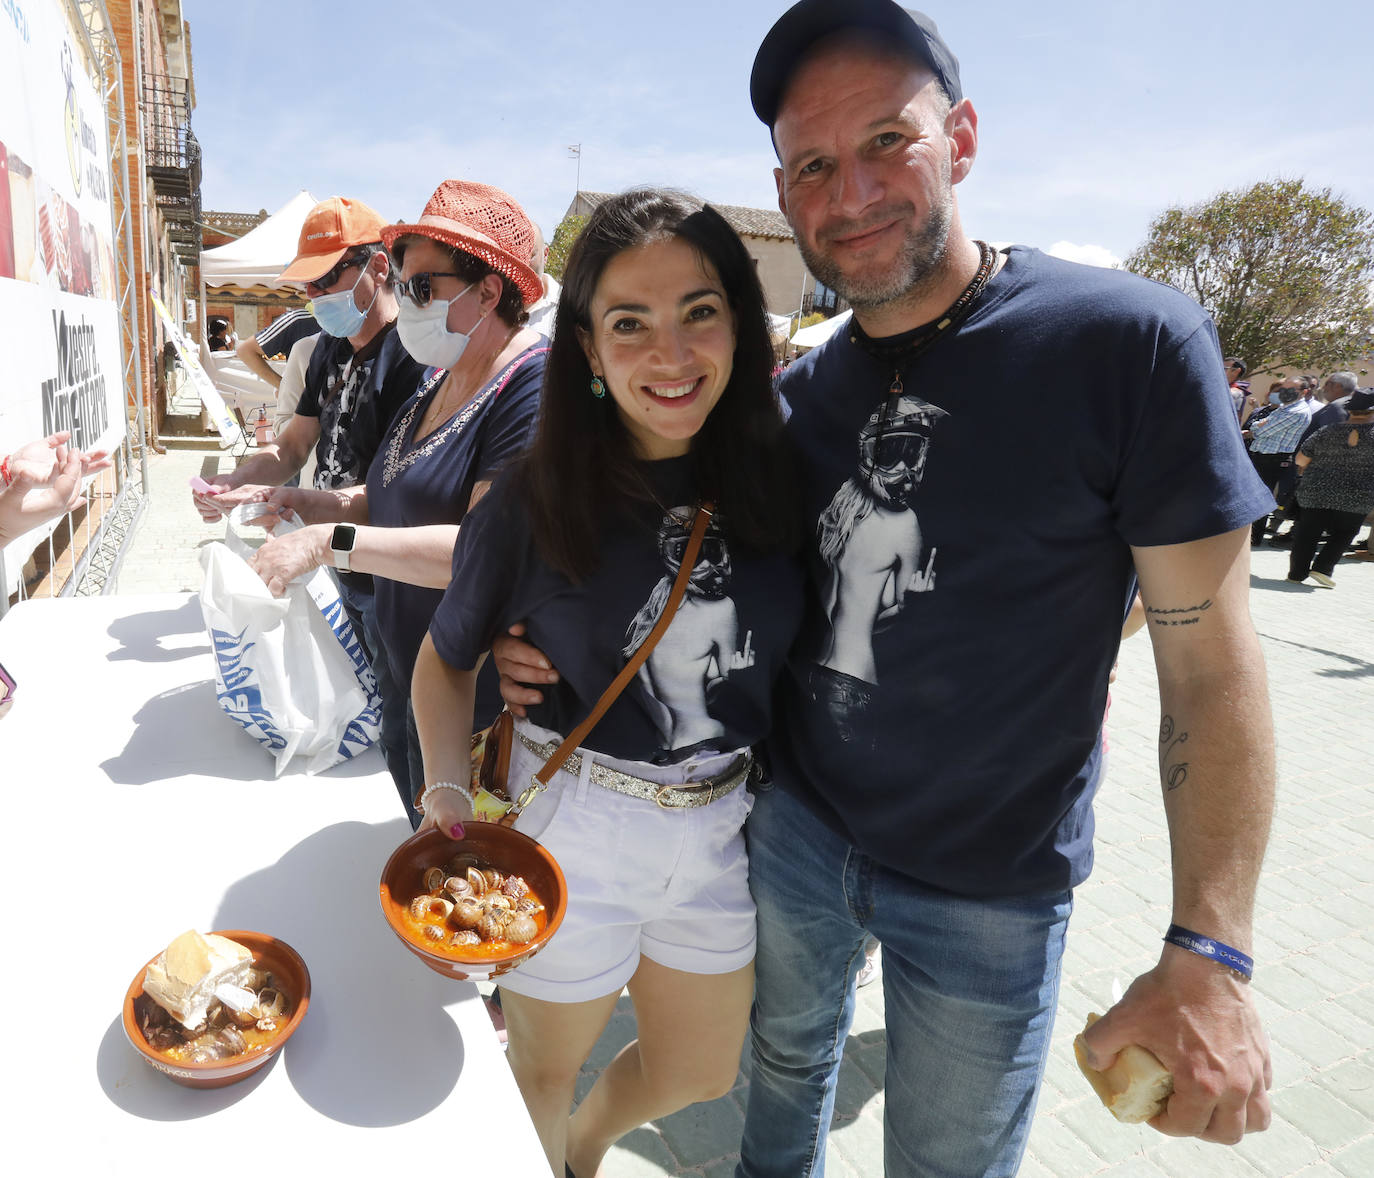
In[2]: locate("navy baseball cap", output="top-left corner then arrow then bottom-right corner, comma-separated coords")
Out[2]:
751,1 -> 962,126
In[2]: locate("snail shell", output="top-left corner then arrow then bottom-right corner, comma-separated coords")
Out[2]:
410,895 -> 454,921
255,988 -> 287,1019
505,914 -> 538,944
443,875 -> 475,900
476,912 -> 508,942
452,898 -> 484,929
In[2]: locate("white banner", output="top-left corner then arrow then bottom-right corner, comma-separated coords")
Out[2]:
1,0 -> 124,592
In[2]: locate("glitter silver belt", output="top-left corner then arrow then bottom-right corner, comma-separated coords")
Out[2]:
515,730 -> 749,809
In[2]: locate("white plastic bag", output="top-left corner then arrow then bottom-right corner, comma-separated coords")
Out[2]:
198,506 -> 381,775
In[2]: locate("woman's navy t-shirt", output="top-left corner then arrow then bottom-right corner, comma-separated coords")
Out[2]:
365,345 -> 546,687
428,457 -> 804,765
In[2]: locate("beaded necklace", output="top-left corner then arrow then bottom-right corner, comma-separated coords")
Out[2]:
848,240 -> 1000,435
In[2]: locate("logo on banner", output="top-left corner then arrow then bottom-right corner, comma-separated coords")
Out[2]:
55,38 -> 107,204
40,309 -> 109,450
62,43 -> 81,197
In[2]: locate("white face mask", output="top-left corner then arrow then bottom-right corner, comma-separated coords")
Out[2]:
395,284 -> 479,369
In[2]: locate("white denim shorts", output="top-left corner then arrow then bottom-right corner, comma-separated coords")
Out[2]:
498,720 -> 757,1004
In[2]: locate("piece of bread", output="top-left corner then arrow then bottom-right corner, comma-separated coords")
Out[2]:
1073,1012 -> 1174,1123
142,930 -> 255,1030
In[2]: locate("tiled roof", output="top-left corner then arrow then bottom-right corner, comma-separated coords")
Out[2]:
576,191 -> 793,241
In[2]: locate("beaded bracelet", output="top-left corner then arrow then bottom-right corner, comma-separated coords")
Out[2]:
418,780 -> 474,815
1163,924 -> 1254,981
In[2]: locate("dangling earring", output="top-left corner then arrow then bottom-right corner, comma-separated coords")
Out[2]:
590,375 -> 606,399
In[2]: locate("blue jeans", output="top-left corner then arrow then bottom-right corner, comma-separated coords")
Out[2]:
737,786 -> 1071,1178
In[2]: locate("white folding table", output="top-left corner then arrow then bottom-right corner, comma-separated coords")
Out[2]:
0,594 -> 547,1174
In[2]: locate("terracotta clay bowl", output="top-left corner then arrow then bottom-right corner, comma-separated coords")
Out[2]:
380,824 -> 567,981
122,930 -> 311,1089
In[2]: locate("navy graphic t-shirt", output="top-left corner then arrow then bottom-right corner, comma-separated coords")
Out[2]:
296,324 -> 423,493
365,345 -> 545,688
773,246 -> 1274,897
428,457 -> 804,765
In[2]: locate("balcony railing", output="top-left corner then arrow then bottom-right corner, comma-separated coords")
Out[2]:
142,74 -> 202,257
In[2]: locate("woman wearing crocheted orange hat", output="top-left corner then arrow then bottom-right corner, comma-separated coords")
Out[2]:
248,180 -> 548,825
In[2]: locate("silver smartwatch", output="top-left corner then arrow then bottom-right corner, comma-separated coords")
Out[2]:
330,523 -> 357,572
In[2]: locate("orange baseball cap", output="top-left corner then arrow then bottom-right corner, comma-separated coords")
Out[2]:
279,196 -> 387,283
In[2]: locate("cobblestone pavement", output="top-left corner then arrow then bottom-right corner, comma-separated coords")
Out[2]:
115,449 -> 1374,1177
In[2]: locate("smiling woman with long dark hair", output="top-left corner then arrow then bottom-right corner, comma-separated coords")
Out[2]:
412,188 -> 802,1178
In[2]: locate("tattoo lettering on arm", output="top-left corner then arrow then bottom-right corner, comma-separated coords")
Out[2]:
1159,714 -> 1190,791
1146,599 -> 1213,627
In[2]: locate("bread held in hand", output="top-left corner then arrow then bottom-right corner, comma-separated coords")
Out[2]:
1073,1011 -> 1174,1123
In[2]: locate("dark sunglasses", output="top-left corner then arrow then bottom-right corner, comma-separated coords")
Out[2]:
308,253 -> 368,291
394,271 -> 463,308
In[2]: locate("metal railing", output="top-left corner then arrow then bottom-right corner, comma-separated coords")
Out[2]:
143,72 -> 201,258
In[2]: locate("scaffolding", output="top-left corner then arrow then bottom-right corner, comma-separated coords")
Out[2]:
0,0 -> 150,617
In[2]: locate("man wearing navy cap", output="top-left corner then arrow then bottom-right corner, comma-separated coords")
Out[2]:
494,4 -> 1277,1173
739,2 -> 1275,1173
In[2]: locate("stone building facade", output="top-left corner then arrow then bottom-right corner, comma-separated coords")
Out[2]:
107,0 -> 201,447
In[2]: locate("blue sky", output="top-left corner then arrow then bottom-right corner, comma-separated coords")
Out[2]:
186,0 -> 1374,267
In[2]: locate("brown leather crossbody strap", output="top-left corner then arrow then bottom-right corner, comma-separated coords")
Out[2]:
533,502 -> 713,787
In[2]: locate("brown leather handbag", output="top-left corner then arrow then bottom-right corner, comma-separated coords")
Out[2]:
468,504 -> 713,826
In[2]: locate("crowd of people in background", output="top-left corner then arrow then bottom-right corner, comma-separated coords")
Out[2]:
1230,358 -> 1374,586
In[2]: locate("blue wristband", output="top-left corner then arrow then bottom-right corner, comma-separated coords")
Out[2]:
1164,924 -> 1254,980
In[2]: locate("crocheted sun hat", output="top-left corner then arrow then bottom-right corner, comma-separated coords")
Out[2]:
381,180 -> 542,306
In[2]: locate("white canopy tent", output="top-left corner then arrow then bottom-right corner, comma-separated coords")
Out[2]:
196,190 -> 318,425
791,309 -> 852,352
200,189 -> 319,291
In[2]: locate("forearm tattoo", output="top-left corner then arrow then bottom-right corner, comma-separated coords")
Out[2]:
1159,714 -> 1190,792
1146,599 -> 1212,627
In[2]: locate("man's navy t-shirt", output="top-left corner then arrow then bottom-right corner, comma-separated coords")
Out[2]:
295,324 -> 423,493
773,246 -> 1273,897
429,457 -> 805,765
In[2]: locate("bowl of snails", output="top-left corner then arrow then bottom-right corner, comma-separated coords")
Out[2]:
380,824 -> 567,981
122,929 -> 311,1089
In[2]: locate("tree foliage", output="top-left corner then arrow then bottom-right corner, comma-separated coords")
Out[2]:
1125,179 -> 1374,375
545,213 -> 588,281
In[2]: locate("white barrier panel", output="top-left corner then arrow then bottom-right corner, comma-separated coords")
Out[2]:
152,294 -> 239,442
1,0 -> 123,595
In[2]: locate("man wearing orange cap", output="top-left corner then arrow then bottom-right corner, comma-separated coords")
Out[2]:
192,196 -> 423,518
192,196 -> 426,779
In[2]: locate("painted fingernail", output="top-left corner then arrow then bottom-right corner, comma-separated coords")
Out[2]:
449,822 -> 465,839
